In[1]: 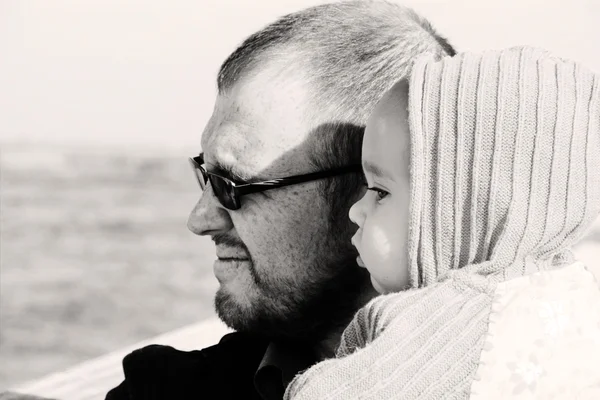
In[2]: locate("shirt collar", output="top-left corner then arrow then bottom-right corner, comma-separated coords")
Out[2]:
253,341 -> 317,400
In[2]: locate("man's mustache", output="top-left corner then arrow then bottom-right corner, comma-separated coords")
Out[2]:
212,233 -> 247,249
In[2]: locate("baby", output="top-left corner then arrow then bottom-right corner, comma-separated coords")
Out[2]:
284,47 -> 600,399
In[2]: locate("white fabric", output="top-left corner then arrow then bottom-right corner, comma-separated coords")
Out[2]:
470,262 -> 600,399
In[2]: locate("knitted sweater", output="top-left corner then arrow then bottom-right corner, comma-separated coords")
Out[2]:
284,47 -> 600,399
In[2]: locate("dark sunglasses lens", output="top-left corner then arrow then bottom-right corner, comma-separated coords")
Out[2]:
189,159 -> 208,190
209,175 -> 240,210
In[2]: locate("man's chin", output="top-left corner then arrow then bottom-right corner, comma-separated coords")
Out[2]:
214,287 -> 251,331
214,287 -> 304,341
213,268 -> 373,343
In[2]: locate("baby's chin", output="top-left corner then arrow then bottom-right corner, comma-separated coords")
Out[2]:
370,276 -> 388,295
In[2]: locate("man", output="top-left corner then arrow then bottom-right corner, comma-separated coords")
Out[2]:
106,2 -> 454,399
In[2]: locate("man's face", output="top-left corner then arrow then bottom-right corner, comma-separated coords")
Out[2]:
188,64 -> 372,342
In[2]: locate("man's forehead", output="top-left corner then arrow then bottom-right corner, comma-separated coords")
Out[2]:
200,115 -> 314,181
202,136 -> 310,182
199,116 -> 259,179
200,67 -> 323,178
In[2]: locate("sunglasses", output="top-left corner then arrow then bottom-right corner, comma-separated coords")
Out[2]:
189,153 -> 362,210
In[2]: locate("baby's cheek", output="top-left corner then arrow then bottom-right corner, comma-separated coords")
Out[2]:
370,224 -> 392,261
363,223 -> 407,288
360,224 -> 393,273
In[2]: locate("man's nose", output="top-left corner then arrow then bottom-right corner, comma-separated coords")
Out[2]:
187,185 -> 233,236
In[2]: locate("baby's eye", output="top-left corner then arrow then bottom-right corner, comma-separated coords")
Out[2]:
367,187 -> 389,202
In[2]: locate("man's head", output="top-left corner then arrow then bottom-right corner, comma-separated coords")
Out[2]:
188,1 -> 454,344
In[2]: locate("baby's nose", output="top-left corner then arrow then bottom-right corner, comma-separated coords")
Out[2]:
349,198 -> 364,227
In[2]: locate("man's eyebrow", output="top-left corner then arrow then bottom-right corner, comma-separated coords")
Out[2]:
363,160 -> 392,180
206,159 -> 250,183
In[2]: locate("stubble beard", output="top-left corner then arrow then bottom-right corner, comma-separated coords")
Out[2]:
214,240 -> 372,344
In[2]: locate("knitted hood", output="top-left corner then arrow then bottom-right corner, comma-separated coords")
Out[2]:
407,46 -> 600,288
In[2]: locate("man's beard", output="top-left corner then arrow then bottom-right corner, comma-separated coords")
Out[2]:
214,239 -> 372,345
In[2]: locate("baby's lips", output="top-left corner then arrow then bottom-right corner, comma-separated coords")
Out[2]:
356,256 -> 366,268
351,235 -> 360,250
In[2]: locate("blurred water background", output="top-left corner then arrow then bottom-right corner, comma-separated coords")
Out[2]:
0,141 -> 219,390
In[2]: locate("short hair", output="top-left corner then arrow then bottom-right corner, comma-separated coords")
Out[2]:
217,1 -> 455,229
218,1 -> 454,122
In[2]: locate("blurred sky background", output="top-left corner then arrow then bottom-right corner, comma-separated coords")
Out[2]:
1,0 -> 600,392
1,0 -> 599,149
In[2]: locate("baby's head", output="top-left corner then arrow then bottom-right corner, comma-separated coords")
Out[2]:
349,79 -> 411,294
351,47 -> 600,294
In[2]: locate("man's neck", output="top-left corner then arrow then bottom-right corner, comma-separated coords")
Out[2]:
312,325 -> 345,360
312,284 -> 379,360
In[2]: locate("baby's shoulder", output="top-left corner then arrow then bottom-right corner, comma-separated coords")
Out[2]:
355,280 -> 479,336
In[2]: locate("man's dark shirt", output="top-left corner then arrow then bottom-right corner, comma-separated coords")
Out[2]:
254,340 -> 317,400
105,332 -> 317,400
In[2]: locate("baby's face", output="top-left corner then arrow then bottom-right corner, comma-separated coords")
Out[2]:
349,80 -> 411,294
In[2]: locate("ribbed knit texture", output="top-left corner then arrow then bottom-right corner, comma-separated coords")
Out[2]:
284,47 -> 600,399
408,46 -> 600,288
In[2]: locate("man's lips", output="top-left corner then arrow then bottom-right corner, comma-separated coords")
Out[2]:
215,246 -> 249,261
213,258 -> 248,282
